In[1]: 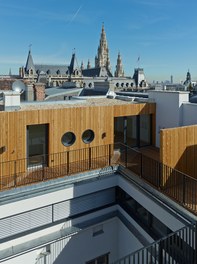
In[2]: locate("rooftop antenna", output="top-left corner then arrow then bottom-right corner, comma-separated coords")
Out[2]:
137,55 -> 140,69
29,44 -> 32,52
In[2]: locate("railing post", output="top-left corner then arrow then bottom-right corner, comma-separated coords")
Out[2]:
195,222 -> 197,263
125,145 -> 127,168
89,147 -> 91,170
158,240 -> 163,264
183,174 -> 186,205
42,155 -> 45,181
159,162 -> 162,190
140,153 -> 143,177
108,144 -> 111,166
67,151 -> 69,175
14,161 -> 17,187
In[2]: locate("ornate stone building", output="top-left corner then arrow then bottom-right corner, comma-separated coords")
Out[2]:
19,49 -> 82,87
19,24 -> 148,90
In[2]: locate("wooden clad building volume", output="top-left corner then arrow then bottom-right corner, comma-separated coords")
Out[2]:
0,100 -> 156,182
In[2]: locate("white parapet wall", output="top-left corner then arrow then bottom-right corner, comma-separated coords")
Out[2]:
182,102 -> 197,126
3,91 -> 21,111
148,90 -> 189,147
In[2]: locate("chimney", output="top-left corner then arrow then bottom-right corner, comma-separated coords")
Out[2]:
34,83 -> 46,101
25,84 -> 34,101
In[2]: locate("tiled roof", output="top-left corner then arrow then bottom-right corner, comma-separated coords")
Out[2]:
82,66 -> 113,77
69,53 -> 81,74
80,88 -> 108,96
35,65 -> 69,75
25,50 -> 35,72
82,67 -> 101,77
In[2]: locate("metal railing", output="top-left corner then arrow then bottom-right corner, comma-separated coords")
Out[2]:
111,223 -> 197,264
115,143 -> 197,215
0,144 -> 112,191
1,143 -> 197,215
114,144 -> 197,214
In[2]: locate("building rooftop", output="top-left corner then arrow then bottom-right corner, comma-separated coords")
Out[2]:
10,97 -> 147,111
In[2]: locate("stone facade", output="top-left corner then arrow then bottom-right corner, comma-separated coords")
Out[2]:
18,25 -> 148,91
0,79 -> 16,90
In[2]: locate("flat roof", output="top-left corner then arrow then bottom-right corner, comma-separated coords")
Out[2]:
19,97 -> 146,111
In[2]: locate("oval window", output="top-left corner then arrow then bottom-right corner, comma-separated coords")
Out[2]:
82,129 -> 94,144
61,132 -> 76,146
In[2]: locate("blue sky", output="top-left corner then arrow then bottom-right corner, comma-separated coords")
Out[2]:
0,0 -> 197,82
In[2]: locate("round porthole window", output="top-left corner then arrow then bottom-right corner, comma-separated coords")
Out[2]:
61,132 -> 76,146
82,129 -> 95,144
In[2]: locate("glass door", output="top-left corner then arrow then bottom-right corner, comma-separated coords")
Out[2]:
27,124 -> 48,167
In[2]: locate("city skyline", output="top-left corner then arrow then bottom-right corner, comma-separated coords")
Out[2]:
0,0 -> 197,82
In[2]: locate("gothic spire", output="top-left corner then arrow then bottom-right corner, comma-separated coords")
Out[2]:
69,51 -> 79,74
95,24 -> 111,71
87,59 -> 91,69
114,52 -> 124,77
81,61 -> 84,70
25,49 -> 35,74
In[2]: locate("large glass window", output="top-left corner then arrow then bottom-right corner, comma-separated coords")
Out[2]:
86,253 -> 109,264
114,117 -> 124,144
116,187 -> 172,239
127,116 -> 137,147
140,114 -> 151,147
114,115 -> 152,148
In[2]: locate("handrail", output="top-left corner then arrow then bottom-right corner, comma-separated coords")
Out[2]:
111,222 -> 196,264
1,143 -> 197,215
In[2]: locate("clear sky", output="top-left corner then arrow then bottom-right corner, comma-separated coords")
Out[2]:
0,0 -> 197,82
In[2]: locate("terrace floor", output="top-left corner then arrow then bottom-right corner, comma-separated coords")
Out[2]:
137,146 -> 160,161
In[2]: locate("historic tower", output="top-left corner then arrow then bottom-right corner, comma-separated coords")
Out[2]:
114,52 -> 124,77
95,24 -> 111,71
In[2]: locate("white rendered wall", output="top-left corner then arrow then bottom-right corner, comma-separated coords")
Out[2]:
41,219 -> 119,264
3,218 -> 143,264
0,175 -> 117,219
1,172 -> 190,264
182,103 -> 197,126
36,217 -> 143,264
3,92 -> 21,108
148,91 -> 189,147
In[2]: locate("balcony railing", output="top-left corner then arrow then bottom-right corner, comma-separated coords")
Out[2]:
111,223 -> 197,264
1,143 -> 197,215
0,144 -> 113,190
115,143 -> 197,215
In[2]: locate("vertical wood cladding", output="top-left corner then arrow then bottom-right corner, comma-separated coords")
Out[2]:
0,102 -> 156,164
160,125 -> 197,178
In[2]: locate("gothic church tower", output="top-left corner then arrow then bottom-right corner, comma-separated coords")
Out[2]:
114,52 -> 124,77
95,24 -> 111,71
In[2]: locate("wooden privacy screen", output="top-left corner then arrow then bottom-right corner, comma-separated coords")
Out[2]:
160,125 -> 197,178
